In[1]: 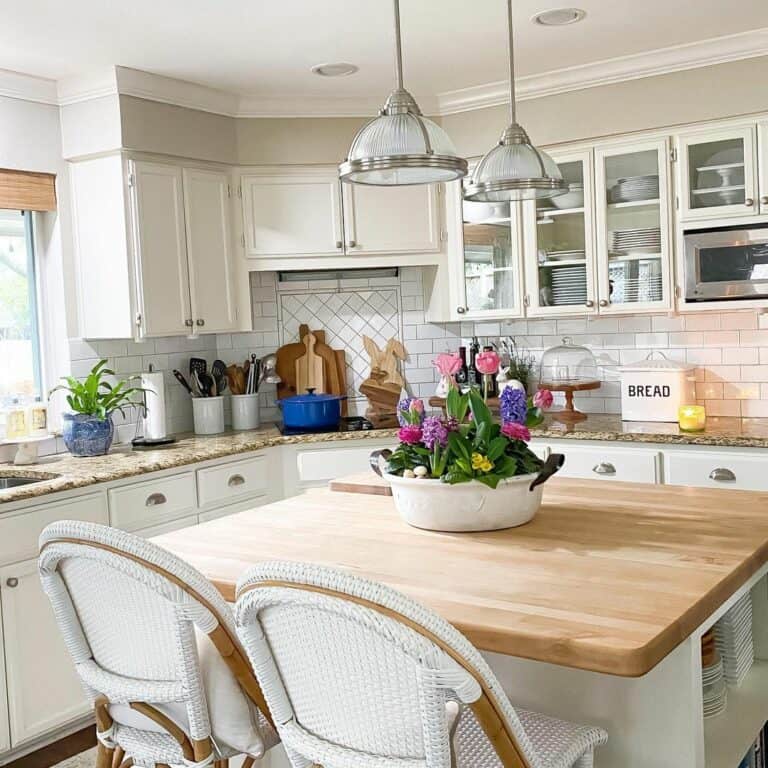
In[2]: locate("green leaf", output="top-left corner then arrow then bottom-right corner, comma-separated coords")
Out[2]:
487,436 -> 507,462
475,474 -> 501,490
468,390 -> 492,431
526,407 -> 544,428
444,471 -> 472,485
448,431 -> 471,461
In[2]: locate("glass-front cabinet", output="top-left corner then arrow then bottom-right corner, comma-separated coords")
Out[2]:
594,138 -> 673,313
759,121 -> 768,217
449,173 -> 524,319
677,125 -> 759,220
522,150 -> 597,316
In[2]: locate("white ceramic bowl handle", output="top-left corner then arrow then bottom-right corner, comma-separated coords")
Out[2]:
369,449 -> 393,477
529,453 -> 565,492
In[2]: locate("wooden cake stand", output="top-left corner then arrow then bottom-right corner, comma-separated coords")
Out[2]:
539,380 -> 601,423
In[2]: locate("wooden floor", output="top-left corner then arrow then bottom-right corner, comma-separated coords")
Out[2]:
5,728 -> 94,768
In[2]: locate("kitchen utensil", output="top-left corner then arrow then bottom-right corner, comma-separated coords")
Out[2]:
295,332 -> 325,394
172,369 -> 194,396
190,357 -> 207,378
211,359 -> 227,394
198,371 -> 217,397
277,388 -> 346,431
259,353 -> 281,386
250,354 -> 261,394
276,324 -> 310,399
313,334 -> 341,399
334,349 -> 348,417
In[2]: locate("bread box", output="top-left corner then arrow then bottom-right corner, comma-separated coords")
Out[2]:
619,354 -> 696,422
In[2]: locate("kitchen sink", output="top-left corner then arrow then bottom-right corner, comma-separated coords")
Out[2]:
0,475 -> 56,489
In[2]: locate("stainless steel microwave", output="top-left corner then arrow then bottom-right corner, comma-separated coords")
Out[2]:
684,224 -> 768,303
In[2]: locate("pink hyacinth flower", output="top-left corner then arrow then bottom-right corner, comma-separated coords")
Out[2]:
433,353 -> 462,377
398,425 -> 423,445
533,389 -> 554,409
501,421 -> 531,442
475,350 -> 500,375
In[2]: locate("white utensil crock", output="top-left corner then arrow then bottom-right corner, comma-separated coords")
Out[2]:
192,396 -> 225,435
231,393 -> 260,431
384,472 -> 543,532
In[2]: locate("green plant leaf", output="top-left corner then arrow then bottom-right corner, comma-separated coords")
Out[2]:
487,436 -> 507,462
444,471 -> 472,485
448,431 -> 471,461
468,390 -> 492,431
475,474 -> 501,490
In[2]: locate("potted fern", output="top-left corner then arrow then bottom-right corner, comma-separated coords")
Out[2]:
50,360 -> 144,457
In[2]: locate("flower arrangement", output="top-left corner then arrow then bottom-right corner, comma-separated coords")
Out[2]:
386,387 -> 551,489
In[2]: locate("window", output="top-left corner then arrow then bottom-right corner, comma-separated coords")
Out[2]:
0,210 -> 41,402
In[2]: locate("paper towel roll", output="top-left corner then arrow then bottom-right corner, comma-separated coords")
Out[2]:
141,371 -> 167,440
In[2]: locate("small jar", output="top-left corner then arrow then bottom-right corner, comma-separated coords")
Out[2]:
27,397 -> 48,437
6,399 -> 27,440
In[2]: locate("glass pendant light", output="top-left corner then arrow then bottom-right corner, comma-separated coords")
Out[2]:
464,0 -> 567,202
339,0 -> 467,186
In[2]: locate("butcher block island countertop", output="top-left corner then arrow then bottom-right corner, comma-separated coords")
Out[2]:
154,477 -> 768,678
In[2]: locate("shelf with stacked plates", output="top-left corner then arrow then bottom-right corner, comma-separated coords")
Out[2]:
594,138 -> 673,313
522,149 -> 597,316
703,585 -> 768,768
677,125 -> 759,221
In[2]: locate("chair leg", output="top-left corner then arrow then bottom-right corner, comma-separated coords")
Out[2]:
95,744 -> 115,768
214,761 -> 229,768
118,760 -> 133,768
112,746 -> 125,768
242,758 -> 255,768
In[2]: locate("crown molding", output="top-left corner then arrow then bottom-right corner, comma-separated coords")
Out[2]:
236,93 -> 385,119
0,68 -> 58,105
57,68 -> 118,105
437,27 -> 768,115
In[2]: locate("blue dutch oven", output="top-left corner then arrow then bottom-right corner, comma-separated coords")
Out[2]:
278,388 -> 346,430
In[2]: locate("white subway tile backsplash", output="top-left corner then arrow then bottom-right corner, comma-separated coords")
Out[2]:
651,314 -> 685,332
474,322 -> 501,336
701,331 -> 739,347
720,312 -> 759,331
742,400 -> 768,417
686,348 -> 722,365
741,365 -> 768,382
723,347 -> 759,365
697,382 -> 723,400
402,310 -> 425,326
618,316 -> 652,333
684,314 -> 721,331
416,324 -> 446,339
723,382 -> 760,400
740,330 -> 768,345
705,399 -> 741,417
634,332 -> 669,348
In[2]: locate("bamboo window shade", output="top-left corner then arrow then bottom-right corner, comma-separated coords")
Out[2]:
0,168 -> 56,211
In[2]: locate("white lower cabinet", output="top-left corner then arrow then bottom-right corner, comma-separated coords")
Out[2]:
0,558 -> 89,747
0,607 -> 9,755
134,513 -> 200,539
547,442 -> 661,483
665,450 -> 768,491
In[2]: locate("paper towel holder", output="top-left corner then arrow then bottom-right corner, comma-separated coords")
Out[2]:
132,364 -> 177,450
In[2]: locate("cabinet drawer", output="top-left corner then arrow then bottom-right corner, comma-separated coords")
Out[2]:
109,473 -> 196,531
138,513 -> 199,539
551,444 -> 659,483
297,446 -> 387,484
0,492 -> 108,566
665,451 -> 768,491
197,456 -> 268,508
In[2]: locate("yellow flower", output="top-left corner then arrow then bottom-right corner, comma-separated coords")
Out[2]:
471,452 -> 494,473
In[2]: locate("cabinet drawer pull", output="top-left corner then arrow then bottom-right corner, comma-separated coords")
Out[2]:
335,240 -> 343,249
5,578 -> 18,588
456,306 -> 467,314
196,319 -> 205,327
599,299 -> 609,308
761,196 -> 768,206
745,198 -> 754,207
709,468 -> 736,483
593,462 -> 616,476
347,239 -> 357,248
146,492 -> 167,506
228,474 -> 246,488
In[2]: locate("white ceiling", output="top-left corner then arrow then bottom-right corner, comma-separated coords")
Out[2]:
3,0 -> 768,114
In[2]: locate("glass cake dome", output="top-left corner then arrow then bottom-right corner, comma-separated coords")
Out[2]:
539,337 -> 600,386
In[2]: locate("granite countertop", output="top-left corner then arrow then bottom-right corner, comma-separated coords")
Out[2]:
1,416 -> 767,506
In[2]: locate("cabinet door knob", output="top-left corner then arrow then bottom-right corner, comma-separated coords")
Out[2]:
5,578 -> 18,588
599,299 -> 609,307
745,198 -> 755,207
347,239 -> 357,248
146,492 -> 167,506
709,467 -> 736,482
456,306 -> 467,314
584,300 -> 594,308
185,319 -> 193,327
228,474 -> 246,487
760,196 -> 768,206
335,240 -> 343,249
592,462 -> 616,475
196,319 -> 205,327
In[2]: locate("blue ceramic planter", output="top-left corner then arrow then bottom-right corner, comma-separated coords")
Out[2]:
62,413 -> 115,457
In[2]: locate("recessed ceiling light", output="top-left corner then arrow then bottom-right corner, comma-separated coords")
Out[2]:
311,62 -> 359,77
532,7 -> 586,26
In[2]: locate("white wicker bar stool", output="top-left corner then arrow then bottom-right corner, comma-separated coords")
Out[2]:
38,520 -> 279,768
235,561 -> 607,768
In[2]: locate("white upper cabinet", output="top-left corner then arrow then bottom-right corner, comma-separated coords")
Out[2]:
676,124 -> 759,221
341,183 -> 441,255
130,162 -> 192,337
70,155 -> 243,339
593,138 -> 673,313
182,168 -> 238,333
241,169 -> 344,259
522,149 -> 598,317
758,121 -> 768,216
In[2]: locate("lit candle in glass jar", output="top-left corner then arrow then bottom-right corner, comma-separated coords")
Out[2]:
678,405 -> 706,432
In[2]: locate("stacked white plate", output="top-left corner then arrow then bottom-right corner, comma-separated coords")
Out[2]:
545,249 -> 586,262
608,262 -> 663,303
610,174 -> 660,203
714,593 -> 754,687
611,227 -> 662,255
702,657 -> 727,718
549,264 -> 587,305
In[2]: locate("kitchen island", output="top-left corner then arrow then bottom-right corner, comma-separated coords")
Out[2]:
155,477 -> 768,768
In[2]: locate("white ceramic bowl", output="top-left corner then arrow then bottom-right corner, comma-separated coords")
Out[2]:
551,185 -> 584,210
384,472 -> 543,532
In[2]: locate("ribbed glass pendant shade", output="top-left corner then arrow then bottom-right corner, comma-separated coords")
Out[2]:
339,0 -> 467,186
464,124 -> 566,202
463,0 -> 567,202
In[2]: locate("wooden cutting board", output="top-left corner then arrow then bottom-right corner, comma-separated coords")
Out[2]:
313,333 -> 341,399
276,324 -> 309,399
334,349 -> 348,417
328,471 -> 392,496
295,332 -> 324,393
